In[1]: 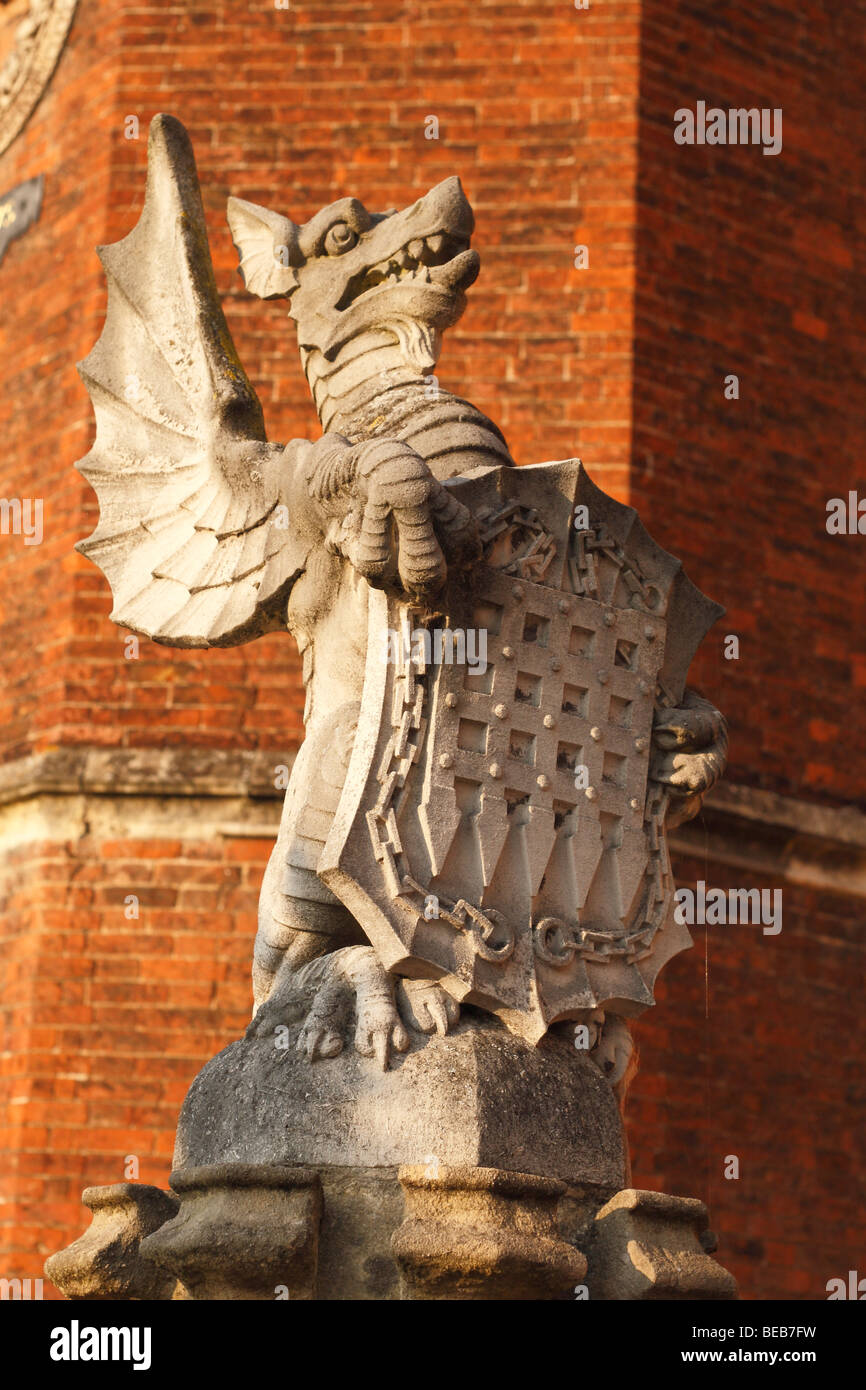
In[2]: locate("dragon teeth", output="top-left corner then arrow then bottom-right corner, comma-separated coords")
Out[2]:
356,240 -> 452,297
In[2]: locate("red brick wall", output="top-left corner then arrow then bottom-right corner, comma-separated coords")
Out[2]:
0,0 -> 116,764
630,0 -> 866,806
0,831 -> 266,1279
630,861 -> 865,1301
2,0 -> 641,765
0,0 -> 862,1301
624,0 -> 866,1299
0,0 -> 646,1297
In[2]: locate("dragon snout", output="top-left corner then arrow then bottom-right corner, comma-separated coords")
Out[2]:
419,176 -> 475,240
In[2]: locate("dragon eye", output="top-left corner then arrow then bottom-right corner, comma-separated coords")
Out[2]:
324,222 -> 358,256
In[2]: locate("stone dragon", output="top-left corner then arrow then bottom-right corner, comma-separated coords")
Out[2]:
75,115 -> 727,1080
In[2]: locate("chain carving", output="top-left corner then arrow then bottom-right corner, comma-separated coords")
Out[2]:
478,500 -> 557,580
365,606 -> 516,964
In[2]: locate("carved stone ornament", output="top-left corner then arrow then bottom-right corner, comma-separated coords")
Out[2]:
320,464 -> 721,1043
48,115 -> 736,1300
0,0 -> 78,158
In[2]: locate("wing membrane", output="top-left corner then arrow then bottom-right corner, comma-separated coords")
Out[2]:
76,113 -> 307,647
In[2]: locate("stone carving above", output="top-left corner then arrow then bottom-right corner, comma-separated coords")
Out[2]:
0,0 -> 78,158
74,114 -> 728,1079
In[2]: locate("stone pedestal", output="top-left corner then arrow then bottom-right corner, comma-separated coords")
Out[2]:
171,1019 -> 626,1184
45,1018 -> 737,1300
150,1017 -> 623,1299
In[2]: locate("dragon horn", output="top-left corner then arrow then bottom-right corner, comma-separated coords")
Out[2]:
227,195 -> 302,299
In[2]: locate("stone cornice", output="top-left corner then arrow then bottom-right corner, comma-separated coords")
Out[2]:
699,781 -> 866,850
1,749 -> 864,891
0,749 -> 862,834
0,747 -> 295,806
671,782 -> 866,898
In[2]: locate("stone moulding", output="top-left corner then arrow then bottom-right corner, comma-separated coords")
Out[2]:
0,0 -> 79,158
138,1165 -> 323,1302
3,750 -> 862,897
391,1164 -> 588,1300
43,1183 -> 180,1301
585,1188 -> 738,1301
0,746 -> 296,807
2,747 -> 861,845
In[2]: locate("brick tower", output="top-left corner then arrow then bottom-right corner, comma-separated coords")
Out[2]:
0,0 -> 863,1300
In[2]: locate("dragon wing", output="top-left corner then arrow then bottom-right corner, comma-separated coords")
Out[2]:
76,113 -> 308,648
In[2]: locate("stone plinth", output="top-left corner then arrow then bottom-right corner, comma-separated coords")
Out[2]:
172,1017 -> 627,1188
45,1022 -> 736,1300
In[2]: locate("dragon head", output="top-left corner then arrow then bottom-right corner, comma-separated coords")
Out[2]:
227,178 -> 479,374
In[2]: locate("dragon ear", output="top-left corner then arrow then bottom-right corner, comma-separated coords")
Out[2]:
227,196 -> 302,298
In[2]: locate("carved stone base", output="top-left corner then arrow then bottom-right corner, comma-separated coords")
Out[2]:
46,1172 -> 738,1301
392,1164 -> 587,1300
138,1165 -> 321,1301
171,1018 -> 627,1187
44,1183 -> 180,1301
44,1023 -> 737,1300
586,1189 -> 738,1300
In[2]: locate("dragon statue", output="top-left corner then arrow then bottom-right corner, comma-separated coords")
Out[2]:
76,114 -> 727,1084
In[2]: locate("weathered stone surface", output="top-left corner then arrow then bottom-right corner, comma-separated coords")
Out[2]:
392,1164 -> 587,1300
0,746 -> 293,808
139,1165 -> 321,1301
44,1184 -> 180,1301
314,1167 -> 406,1300
173,1017 -> 627,1191
585,1188 -> 738,1300
47,1170 -> 744,1300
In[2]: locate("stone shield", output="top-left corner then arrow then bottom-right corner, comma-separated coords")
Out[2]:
320,459 -> 723,1042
